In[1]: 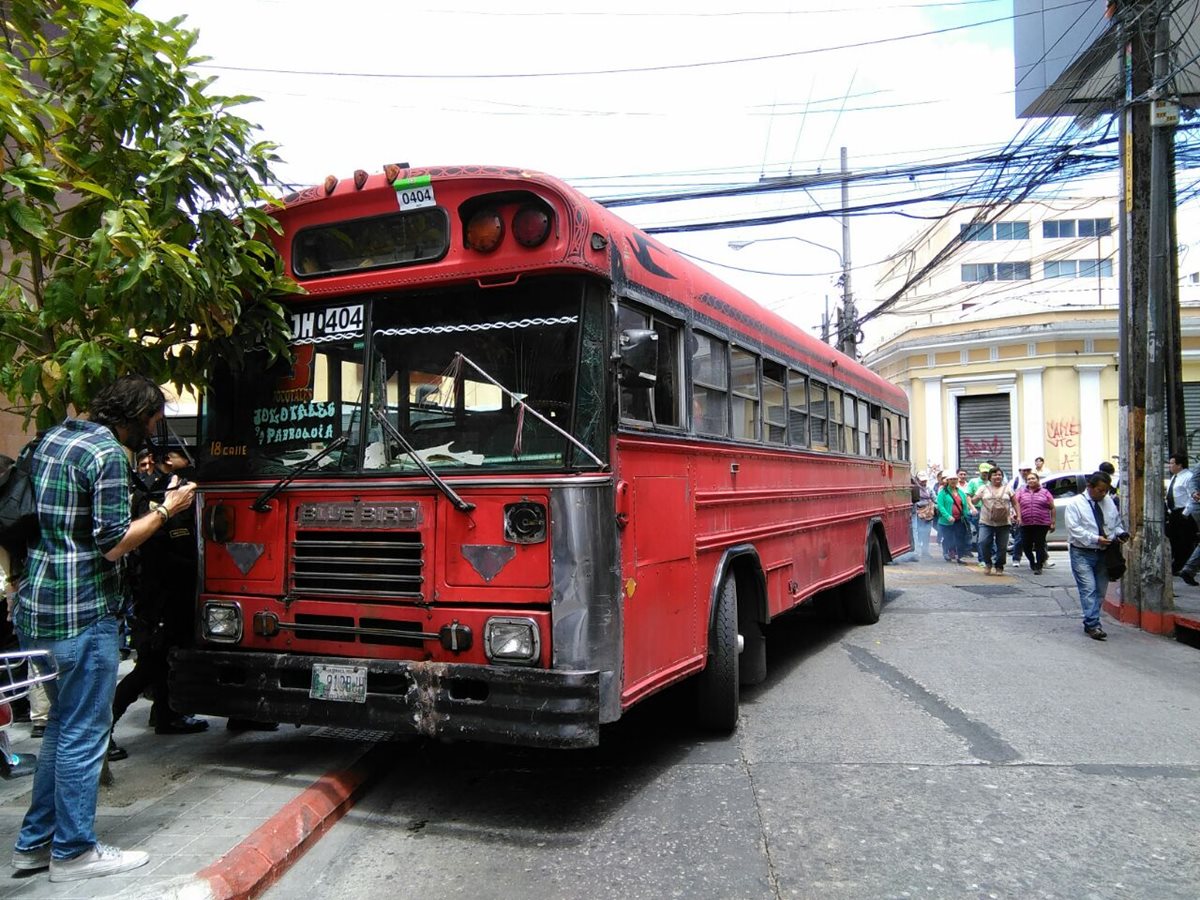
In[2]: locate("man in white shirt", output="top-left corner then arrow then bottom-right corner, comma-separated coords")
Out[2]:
1065,470 -> 1129,641
1165,453 -> 1195,576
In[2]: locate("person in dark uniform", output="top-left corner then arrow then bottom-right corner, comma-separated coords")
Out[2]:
109,439 -> 207,757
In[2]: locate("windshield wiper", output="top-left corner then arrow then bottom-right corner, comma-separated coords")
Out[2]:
251,435 -> 349,512
454,352 -> 607,470
370,407 -> 475,513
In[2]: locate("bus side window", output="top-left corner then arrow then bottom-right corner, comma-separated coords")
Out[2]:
692,331 -> 730,436
763,360 -> 786,444
857,400 -> 870,455
886,412 -> 901,460
843,392 -> 857,455
787,370 -> 808,446
617,304 -> 682,428
809,380 -> 828,450
827,387 -> 843,452
730,347 -> 760,441
870,405 -> 883,457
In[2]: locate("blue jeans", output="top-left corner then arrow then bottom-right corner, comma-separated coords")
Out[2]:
1069,547 -> 1108,630
15,615 -> 120,860
940,518 -> 969,560
978,523 -> 1010,569
1009,523 -> 1023,561
912,512 -> 931,555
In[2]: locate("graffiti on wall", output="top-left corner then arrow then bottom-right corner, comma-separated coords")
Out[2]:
963,436 -> 1005,458
1046,419 -> 1080,473
1045,419 -> 1079,449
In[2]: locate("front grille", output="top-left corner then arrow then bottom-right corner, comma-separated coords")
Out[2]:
292,529 -> 425,600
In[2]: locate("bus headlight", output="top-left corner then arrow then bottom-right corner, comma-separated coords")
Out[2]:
484,617 -> 540,665
202,602 -> 243,643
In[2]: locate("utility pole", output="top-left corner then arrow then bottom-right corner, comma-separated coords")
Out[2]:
839,146 -> 857,359
1119,2 -> 1153,618
821,295 -> 831,344
1141,4 -> 1178,625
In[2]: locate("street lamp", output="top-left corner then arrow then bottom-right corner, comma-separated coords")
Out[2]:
728,235 -> 853,353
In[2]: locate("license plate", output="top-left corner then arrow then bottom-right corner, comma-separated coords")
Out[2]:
309,664 -> 367,703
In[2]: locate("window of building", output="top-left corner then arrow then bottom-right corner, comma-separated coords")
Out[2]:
962,263 -> 995,282
1044,260 -> 1077,278
1078,259 -> 1113,278
730,346 -> 759,441
763,360 -> 786,444
1045,259 -> 1112,279
788,370 -> 808,446
996,262 -> 1031,280
995,221 -> 1029,240
961,223 -> 993,241
692,331 -> 728,436
1044,217 -> 1111,239
1043,219 -> 1076,239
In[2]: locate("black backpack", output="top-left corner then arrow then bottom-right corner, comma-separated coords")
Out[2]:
0,440 -> 40,557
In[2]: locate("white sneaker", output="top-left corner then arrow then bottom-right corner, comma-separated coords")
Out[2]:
48,843 -> 149,882
1046,560 -> 1056,568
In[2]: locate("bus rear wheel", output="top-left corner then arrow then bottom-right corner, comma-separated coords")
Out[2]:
695,575 -> 739,731
844,533 -> 885,624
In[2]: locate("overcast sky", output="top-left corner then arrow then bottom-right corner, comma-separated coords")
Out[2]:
137,0 -> 1117,340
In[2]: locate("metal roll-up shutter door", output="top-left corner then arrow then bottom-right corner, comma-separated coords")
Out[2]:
1182,383 -> 1200,460
957,394 -> 1012,475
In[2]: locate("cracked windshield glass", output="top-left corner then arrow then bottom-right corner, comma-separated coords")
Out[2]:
198,278 -> 604,479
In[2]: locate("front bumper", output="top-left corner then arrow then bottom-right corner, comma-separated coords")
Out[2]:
169,649 -> 601,749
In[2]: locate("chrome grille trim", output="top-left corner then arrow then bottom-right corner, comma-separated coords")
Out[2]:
291,529 -> 425,600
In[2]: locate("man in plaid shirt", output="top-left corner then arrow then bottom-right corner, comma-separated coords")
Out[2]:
10,375 -> 196,883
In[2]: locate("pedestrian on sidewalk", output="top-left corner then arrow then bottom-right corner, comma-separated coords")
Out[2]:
1165,452 -> 1195,577
1065,470 -> 1128,641
1015,471 -> 1054,573
9,375 -> 197,883
1007,462 -> 1033,566
913,474 -> 936,559
973,467 -> 1019,575
1177,478 -> 1200,586
110,438 -> 207,754
936,473 -> 971,564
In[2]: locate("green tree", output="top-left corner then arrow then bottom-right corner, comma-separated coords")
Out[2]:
0,0 -> 299,428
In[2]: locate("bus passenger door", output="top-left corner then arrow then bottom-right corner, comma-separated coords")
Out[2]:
621,473 -> 697,700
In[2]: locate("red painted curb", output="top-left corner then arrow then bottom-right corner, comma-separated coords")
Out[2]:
196,742 -> 385,900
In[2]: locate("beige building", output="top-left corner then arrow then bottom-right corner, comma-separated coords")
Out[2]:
864,198 -> 1200,477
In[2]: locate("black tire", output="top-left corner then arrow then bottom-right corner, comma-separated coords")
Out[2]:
696,576 -> 739,731
844,533 -> 885,624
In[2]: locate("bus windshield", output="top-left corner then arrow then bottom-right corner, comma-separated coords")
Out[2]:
197,276 -> 605,480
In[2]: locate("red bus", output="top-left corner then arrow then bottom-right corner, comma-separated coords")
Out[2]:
171,164 -> 912,748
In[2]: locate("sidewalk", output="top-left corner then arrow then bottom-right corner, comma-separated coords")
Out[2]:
0,664 -> 385,900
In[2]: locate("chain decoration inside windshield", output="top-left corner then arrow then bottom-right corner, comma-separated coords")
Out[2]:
373,316 -> 578,338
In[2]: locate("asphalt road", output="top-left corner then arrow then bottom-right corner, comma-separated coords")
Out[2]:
267,553 -> 1200,900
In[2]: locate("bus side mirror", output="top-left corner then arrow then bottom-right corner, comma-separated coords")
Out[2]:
618,329 -> 658,389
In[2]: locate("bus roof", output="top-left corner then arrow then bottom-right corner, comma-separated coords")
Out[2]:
274,165 -> 906,411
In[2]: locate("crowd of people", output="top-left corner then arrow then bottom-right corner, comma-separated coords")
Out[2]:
912,457 -> 1132,643
911,457 -> 1056,575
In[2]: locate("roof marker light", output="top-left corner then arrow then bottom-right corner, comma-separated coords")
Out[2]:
323,175 -> 337,195
353,169 -> 368,190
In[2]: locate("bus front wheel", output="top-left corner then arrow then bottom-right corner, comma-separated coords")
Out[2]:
844,533 -> 885,624
695,575 -> 739,731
